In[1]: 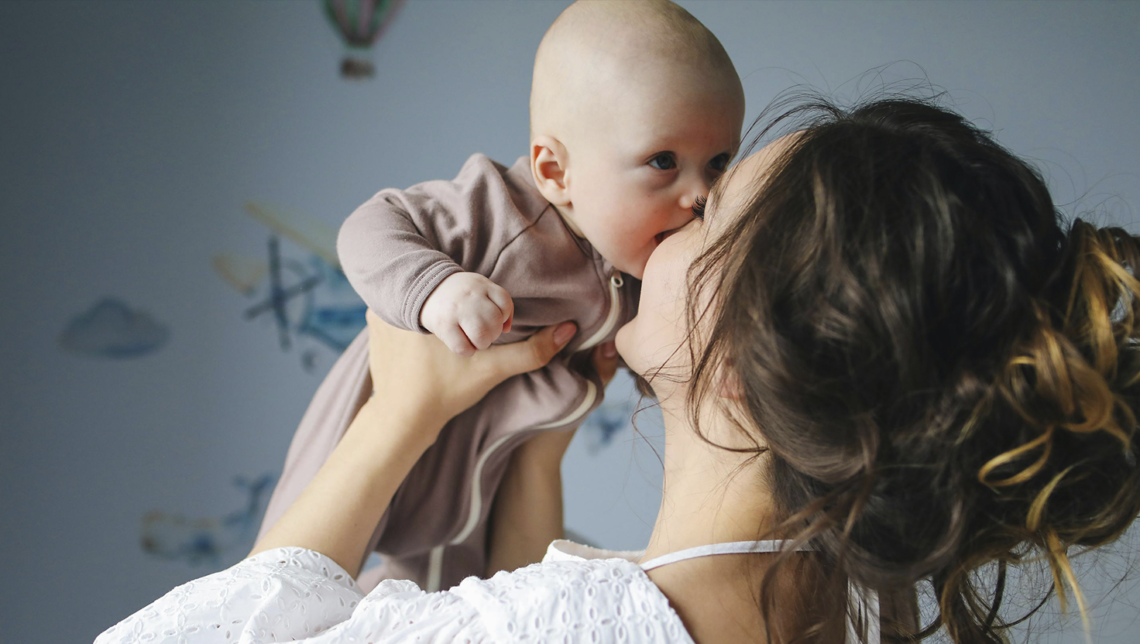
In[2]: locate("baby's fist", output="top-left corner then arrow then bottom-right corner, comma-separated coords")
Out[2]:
420,272 -> 514,357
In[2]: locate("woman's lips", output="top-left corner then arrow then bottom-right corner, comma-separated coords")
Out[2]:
654,228 -> 680,246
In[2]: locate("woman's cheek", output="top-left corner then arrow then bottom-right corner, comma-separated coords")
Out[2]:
615,278 -> 664,377
614,322 -> 638,371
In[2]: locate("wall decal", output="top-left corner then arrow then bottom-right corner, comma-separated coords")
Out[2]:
581,393 -> 636,454
59,297 -> 170,359
140,473 -> 276,566
213,202 -> 367,372
212,253 -> 268,296
324,0 -> 405,79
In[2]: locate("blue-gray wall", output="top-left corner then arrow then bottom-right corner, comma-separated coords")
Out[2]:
1,1 -> 1137,642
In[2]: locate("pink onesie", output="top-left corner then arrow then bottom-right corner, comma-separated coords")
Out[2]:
256,154 -> 638,591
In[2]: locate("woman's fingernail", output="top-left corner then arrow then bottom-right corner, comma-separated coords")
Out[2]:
602,341 -> 617,358
554,322 -> 577,346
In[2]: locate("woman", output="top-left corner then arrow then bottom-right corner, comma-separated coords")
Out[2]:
96,95 -> 1140,644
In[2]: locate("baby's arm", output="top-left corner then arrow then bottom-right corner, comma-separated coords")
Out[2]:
337,156 -> 520,352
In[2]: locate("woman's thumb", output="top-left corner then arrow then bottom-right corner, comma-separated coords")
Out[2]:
489,322 -> 577,379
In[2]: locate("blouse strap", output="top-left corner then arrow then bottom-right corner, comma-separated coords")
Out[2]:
638,539 -> 810,571
638,540 -> 880,644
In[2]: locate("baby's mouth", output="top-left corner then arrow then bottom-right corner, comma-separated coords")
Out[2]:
654,228 -> 679,246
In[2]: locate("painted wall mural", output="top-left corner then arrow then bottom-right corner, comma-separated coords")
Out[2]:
323,0 -> 404,79
59,297 -> 170,359
141,473 -> 276,566
213,202 -> 367,373
581,394 -> 637,454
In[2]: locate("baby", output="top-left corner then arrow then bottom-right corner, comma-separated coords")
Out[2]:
257,0 -> 745,592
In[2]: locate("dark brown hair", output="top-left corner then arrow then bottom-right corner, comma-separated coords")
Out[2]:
682,93 -> 1140,643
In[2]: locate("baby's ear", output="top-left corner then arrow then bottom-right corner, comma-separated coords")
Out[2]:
530,135 -> 571,207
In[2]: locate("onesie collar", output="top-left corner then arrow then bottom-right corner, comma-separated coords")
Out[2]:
505,156 -> 615,277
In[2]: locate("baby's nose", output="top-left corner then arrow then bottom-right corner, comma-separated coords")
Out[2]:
678,175 -> 712,210
678,189 -> 707,211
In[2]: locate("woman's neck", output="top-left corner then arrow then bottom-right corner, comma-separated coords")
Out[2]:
638,393 -> 813,644
641,393 -> 781,563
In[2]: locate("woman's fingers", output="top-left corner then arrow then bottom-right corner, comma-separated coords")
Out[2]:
365,312 -> 580,432
593,341 -> 619,387
481,322 -> 577,381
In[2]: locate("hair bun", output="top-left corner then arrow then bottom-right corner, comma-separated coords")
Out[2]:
970,218 -> 1140,623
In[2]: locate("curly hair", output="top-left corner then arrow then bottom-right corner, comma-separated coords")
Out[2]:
681,93 -> 1140,643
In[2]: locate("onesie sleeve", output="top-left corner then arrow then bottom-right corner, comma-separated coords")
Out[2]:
337,154 -> 531,332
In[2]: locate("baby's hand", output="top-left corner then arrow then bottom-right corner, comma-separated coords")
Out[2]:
420,272 -> 514,357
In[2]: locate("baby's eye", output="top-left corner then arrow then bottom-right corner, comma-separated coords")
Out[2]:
709,153 -> 730,172
648,153 -> 677,171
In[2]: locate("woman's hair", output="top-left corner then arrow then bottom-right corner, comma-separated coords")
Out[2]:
685,93 -> 1140,643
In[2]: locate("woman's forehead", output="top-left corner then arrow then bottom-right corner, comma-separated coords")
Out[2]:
741,134 -> 799,179
716,134 -> 800,205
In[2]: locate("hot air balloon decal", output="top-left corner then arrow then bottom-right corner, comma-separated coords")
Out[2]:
324,0 -> 404,79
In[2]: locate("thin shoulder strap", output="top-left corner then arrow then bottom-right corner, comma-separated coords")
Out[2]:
638,539 -> 808,571
638,540 -> 880,644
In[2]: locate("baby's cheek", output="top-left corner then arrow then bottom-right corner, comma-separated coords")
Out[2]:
609,219 -> 650,249
626,218 -> 661,249
611,233 -> 651,278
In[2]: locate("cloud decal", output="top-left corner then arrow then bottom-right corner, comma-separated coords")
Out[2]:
59,297 -> 170,358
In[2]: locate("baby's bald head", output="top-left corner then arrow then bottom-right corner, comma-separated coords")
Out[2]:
530,0 -> 743,144
527,0 -> 745,279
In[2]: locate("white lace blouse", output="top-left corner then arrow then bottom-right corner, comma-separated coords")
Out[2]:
94,540 -> 696,644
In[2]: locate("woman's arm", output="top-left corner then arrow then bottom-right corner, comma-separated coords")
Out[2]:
250,310 -> 578,578
249,397 -> 437,577
96,315 -> 577,644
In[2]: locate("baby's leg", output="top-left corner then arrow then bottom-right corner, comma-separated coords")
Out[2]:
483,343 -> 620,575
484,425 -> 579,576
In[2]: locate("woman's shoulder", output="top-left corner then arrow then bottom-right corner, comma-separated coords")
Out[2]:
95,545 -> 695,644
541,538 -> 647,563
446,540 -> 695,644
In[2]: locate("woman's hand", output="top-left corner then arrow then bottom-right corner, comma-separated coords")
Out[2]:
250,312 -> 578,577
366,309 -> 579,443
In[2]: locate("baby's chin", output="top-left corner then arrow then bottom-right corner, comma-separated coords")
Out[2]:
609,248 -> 651,280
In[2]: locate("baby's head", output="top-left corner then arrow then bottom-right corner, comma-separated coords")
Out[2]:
529,0 -> 745,279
